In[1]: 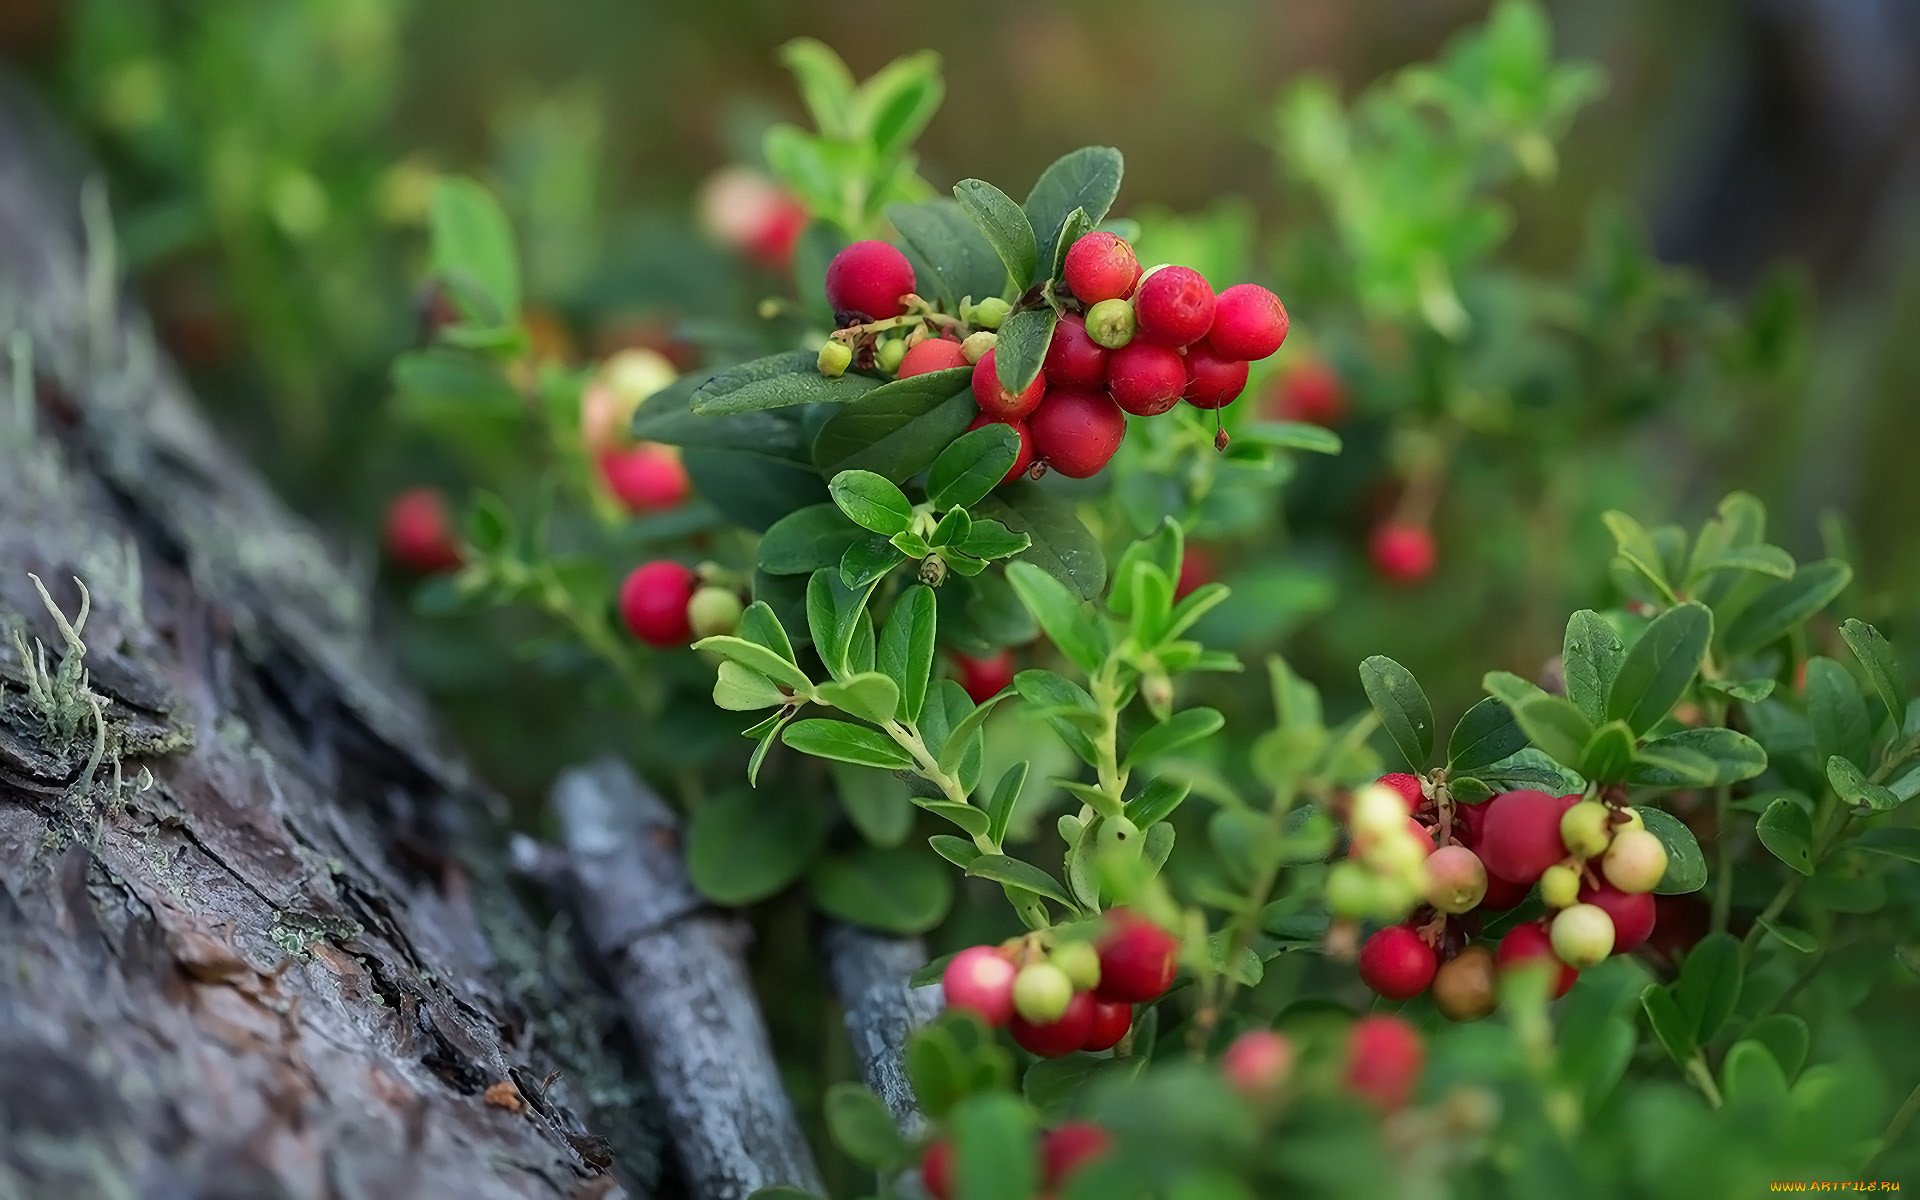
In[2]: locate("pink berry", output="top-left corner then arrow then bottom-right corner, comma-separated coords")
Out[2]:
1009,990 -> 1095,1057
1081,999 -> 1131,1052
385,488 -> 463,574
1478,790 -> 1573,885
1029,388 -> 1127,479
1377,773 -> 1425,811
600,445 -> 690,513
1495,922 -> 1577,999
1369,523 -> 1436,585
1174,546 -> 1214,601
898,338 -> 970,378
1270,360 -> 1347,426
941,945 -> 1018,1026
1181,345 -> 1250,410
920,1140 -> 953,1200
1222,1030 -> 1294,1101
1578,880 -> 1658,954
619,560 -> 698,647
1357,926 -> 1438,1000
952,651 -> 1015,705
971,349 -> 1046,421
1133,266 -> 1216,347
1041,1122 -> 1114,1187
1106,341 -> 1187,416
964,413 -> 1034,486
1479,872 -> 1532,912
824,239 -> 915,320
1043,314 -> 1110,388
1344,1015 -> 1424,1112
1206,283 -> 1289,360
1062,231 -> 1141,304
1093,910 -> 1179,1003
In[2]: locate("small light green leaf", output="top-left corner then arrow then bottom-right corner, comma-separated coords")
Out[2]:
1007,561 -> 1107,675
1122,708 -> 1225,768
1826,755 -> 1899,812
694,635 -> 813,692
714,662 -> 787,711
1562,609 -> 1626,725
1511,694 -> 1597,771
815,672 -> 902,724
955,519 -> 1029,561
783,719 -> 913,770
829,470 -> 915,536
1602,510 -> 1677,601
964,853 -> 1077,910
1756,795 -> 1815,875
934,691 -> 1013,774
986,762 -> 1028,847
429,177 -> 521,326
1839,618 -> 1904,721
877,585 -> 937,722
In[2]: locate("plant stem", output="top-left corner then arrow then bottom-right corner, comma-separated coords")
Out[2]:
1684,1055 -> 1724,1109
1863,1080 -> 1920,1176
1087,661 -> 1130,816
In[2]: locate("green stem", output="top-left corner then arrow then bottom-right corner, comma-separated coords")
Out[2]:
1864,1080 -> 1920,1176
1684,1055 -> 1724,1109
1087,661 -> 1130,817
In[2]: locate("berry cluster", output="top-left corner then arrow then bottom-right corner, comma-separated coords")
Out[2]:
1336,776 -> 1669,1019
618,561 -> 746,647
920,1121 -> 1111,1200
816,232 -> 1290,486
939,910 -> 1178,1058
1220,1015 -> 1425,1116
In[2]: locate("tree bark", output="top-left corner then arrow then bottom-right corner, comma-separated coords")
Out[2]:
0,77 -> 661,1200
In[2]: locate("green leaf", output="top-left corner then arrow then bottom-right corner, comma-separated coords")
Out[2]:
783,719 -> 913,770
1125,777 -> 1191,827
964,854 -> 1077,909
950,1093 -> 1038,1200
928,423 -> 1022,510
953,178 -> 1037,291
713,662 -> 787,711
691,350 -> 884,415
888,200 -> 1007,306
1638,806 -> 1707,894
1580,719 -> 1637,783
972,486 -> 1106,600
811,369 -> 976,483
738,601 -> 797,663
856,49 -> 943,157
878,585 -> 937,722
1562,610 -> 1626,725
1690,543 -> 1796,580
778,38 -> 858,137
429,177 -> 520,326
1756,796 -> 1815,875
1013,669 -> 1100,765
806,570 -> 875,679
995,306 -> 1058,396
391,349 -> 524,425
1840,618 -> 1904,721
1677,933 -> 1743,1045
1023,146 -> 1124,283
1852,826 -> 1920,864
823,1082 -> 907,1169
810,846 -> 955,934
630,374 -> 815,464
1605,602 -> 1712,733
1242,420 -> 1342,455
1721,560 -> 1853,655
986,762 -> 1028,846
815,672 -> 902,724
920,799 -> 989,838
758,504 -> 864,576
1510,694 -> 1596,772
928,834 -> 983,870
1704,677 -> 1776,703
1123,708 -> 1225,768
1007,561 -> 1107,675
1804,657 -> 1871,770
1602,510 -> 1677,601
935,692 -> 1014,774
955,520 -> 1029,561
747,712 -> 794,787
1042,207 -> 1092,285
1756,919 -> 1817,954
1358,655 -> 1435,769
832,762 -> 914,847
1826,755 -> 1899,812
829,470 -> 915,536
686,788 -> 829,905
1640,985 -> 1695,1065
1628,728 -> 1768,787
839,536 -> 906,590
694,636 -> 813,692
1447,697 -> 1527,773
1743,1014 -> 1810,1082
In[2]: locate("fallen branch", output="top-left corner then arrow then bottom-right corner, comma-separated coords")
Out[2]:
822,922 -> 942,1135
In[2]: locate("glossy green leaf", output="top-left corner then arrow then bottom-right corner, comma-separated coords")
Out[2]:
1562,609 -> 1625,725
1628,728 -> 1767,787
928,422 -> 1022,511
1638,806 -> 1707,894
695,635 -> 813,692
1447,697 -> 1528,773
1721,560 -> 1853,655
1007,561 -> 1107,675
1677,933 -> 1743,1044
878,585 -> 937,722
953,177 -> 1036,291
1640,984 -> 1695,1065
783,718 -> 913,770
1756,796 -> 1815,875
1023,146 -> 1124,282
829,470 -> 915,536
758,504 -> 864,576
1359,654 -> 1435,769
974,485 -> 1106,600
1827,755 -> 1900,812
964,853 -> 1077,909
815,672 -> 902,725
1123,708 -> 1225,768
888,199 -> 1013,305
811,368 -> 976,483
1840,618 -> 1904,721
995,306 -> 1058,396
691,350 -> 885,415
1605,602 -> 1712,733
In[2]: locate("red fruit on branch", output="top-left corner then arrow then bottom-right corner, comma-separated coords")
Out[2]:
921,1140 -> 953,1200
1062,231 -> 1141,304
1010,990 -> 1095,1057
1206,283 -> 1290,361
965,413 -> 1034,485
384,488 -> 463,574
1082,999 -> 1132,1052
1043,314 -> 1111,389
619,561 -> 699,647
1377,773 -> 1426,812
824,239 -> 915,320
1094,910 -> 1179,1003
1271,360 -> 1347,427
1369,522 -> 1437,585
1424,845 -> 1489,914
1134,266 -> 1217,347
899,338 -> 970,378
1357,926 -> 1438,1000
1181,345 -> 1250,410
1478,790 -> 1573,885
1041,1122 -> 1114,1187
1577,881 -> 1657,954
941,945 -> 1018,1026
1222,1030 -> 1294,1102
1344,1015 -> 1424,1112
1495,921 -> 1577,999
1478,871 -> 1532,912
1174,545 -> 1214,601
1029,388 -> 1127,479
952,650 -> 1016,704
600,445 -> 691,513
972,349 -> 1047,420
1106,341 -> 1188,416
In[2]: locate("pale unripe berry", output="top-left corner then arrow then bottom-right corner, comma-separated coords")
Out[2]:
1539,863 -> 1580,909
1326,861 -> 1379,918
875,338 -> 907,373
967,297 -> 1012,329
1424,845 -> 1488,914
1550,903 -> 1615,969
1084,298 -> 1136,349
1013,962 -> 1075,1024
1617,807 -> 1645,831
688,587 -> 744,639
1560,801 -> 1613,860
961,331 -> 997,363
1601,828 -> 1668,894
1351,784 -> 1410,841
817,339 -> 852,377
1052,941 -> 1101,992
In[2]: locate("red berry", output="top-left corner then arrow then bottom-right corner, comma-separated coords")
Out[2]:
1174,545 -> 1214,601
600,445 -> 690,513
1062,231 -> 1141,304
1270,360 -> 1347,426
941,945 -> 1018,1026
1344,1015 -> 1424,1112
747,195 -> 809,270
921,1140 -> 953,1200
1081,999 -> 1131,1052
1133,266 -> 1216,347
1478,790 -> 1572,885
384,488 -> 463,574
1578,880 -> 1658,954
1453,799 -> 1490,848
1479,871 -> 1532,912
1181,345 -> 1250,410
1370,523 -> 1437,585
1041,1122 -> 1114,1187
899,338 -> 970,378
824,239 -> 915,320
1357,926 -> 1438,1000
1093,910 -> 1178,1003
971,349 -> 1046,420
1222,1030 -> 1294,1101
1010,990 -> 1095,1057
1495,922 -> 1577,999
1106,341 -> 1187,416
1206,283 -> 1289,360
964,413 -> 1034,485
619,561 -> 698,647
1377,773 -> 1425,812
953,650 -> 1016,704
1043,314 -> 1110,388
1029,388 -> 1127,479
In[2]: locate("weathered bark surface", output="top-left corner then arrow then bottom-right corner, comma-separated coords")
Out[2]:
0,78 -> 661,1200
822,923 -> 940,1137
